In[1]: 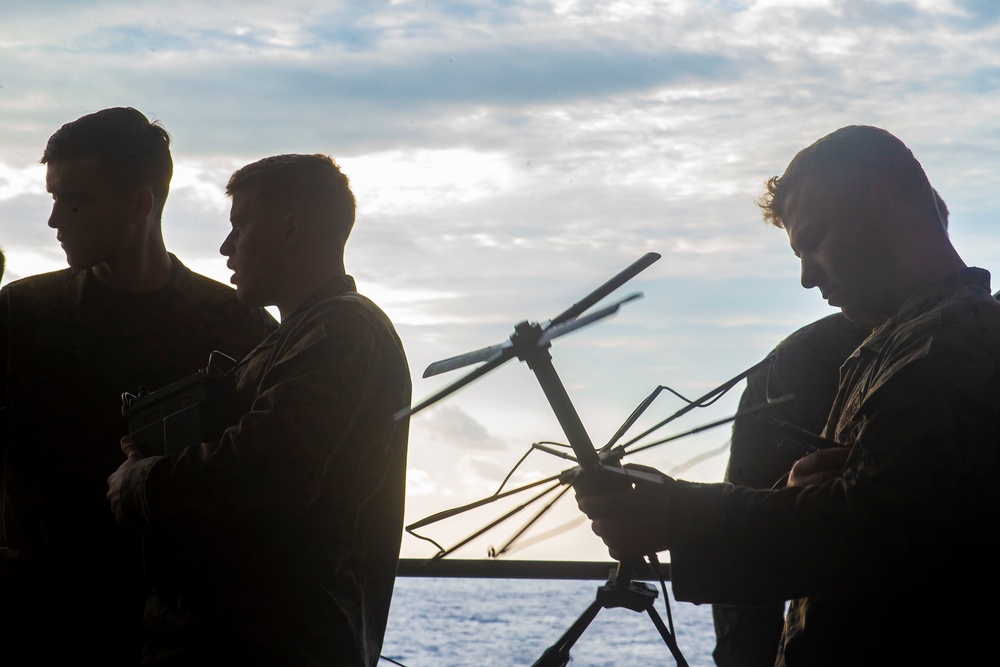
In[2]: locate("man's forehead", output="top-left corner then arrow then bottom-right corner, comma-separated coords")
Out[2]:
780,181 -> 811,233
45,155 -> 108,190
783,174 -> 842,224
229,189 -> 257,217
781,176 -> 839,249
230,188 -> 287,221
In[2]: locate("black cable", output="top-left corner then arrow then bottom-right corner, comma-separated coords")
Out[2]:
408,480 -> 567,560
604,356 -> 772,455
489,484 -> 574,557
644,553 -> 689,667
647,553 -> 675,637
495,441 -> 571,495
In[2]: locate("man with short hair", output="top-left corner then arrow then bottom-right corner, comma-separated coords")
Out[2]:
578,125 -> 1000,665
712,187 -> 953,666
0,107 -> 275,663
108,154 -> 411,666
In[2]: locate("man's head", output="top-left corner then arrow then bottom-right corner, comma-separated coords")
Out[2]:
758,126 -> 938,230
42,107 -> 172,216
221,154 -> 356,316
41,108 -> 172,270
758,126 -> 955,324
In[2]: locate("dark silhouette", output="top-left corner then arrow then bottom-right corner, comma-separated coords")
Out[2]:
578,126 -> 1000,665
712,187 -> 952,666
711,313 -> 869,666
107,154 -> 411,666
0,108 -> 275,664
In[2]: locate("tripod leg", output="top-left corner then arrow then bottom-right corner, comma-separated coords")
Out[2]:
532,599 -> 603,667
645,606 -> 690,667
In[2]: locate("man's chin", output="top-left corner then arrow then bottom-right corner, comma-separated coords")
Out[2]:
839,304 -> 881,328
234,286 -> 262,307
839,304 -> 858,320
64,254 -> 99,271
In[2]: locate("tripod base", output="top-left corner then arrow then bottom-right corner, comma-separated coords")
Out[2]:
532,565 -> 688,667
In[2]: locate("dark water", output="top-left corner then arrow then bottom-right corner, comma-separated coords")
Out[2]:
381,577 -> 716,666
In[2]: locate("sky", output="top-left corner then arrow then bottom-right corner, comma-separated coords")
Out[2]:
2,0 -> 999,563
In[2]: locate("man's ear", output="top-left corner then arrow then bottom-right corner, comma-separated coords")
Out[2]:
130,188 -> 155,224
282,212 -> 307,246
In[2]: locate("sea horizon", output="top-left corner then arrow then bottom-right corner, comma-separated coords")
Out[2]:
382,576 -> 717,667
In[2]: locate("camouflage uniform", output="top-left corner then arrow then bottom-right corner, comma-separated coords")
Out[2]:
119,275 -> 411,667
0,256 -> 275,664
712,313 -> 869,667
668,268 -> 1000,666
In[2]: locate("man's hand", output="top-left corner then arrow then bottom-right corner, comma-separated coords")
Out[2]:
106,436 -> 145,526
575,464 -> 675,560
788,445 -> 851,487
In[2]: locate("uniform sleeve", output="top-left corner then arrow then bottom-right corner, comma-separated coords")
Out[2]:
671,328 -> 1000,606
119,306 -> 405,541
713,316 -> 867,665
726,315 -> 866,491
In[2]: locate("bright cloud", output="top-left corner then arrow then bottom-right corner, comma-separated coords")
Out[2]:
2,0 -> 999,561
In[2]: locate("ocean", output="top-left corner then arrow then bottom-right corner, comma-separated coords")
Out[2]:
381,577 -> 717,666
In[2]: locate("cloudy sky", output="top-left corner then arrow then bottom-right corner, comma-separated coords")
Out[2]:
2,0 -> 999,562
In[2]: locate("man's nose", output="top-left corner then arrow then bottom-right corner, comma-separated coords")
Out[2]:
800,255 -> 822,290
219,230 -> 235,257
47,203 -> 62,229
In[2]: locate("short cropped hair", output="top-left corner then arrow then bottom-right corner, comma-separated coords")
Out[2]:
226,154 -> 356,244
758,125 -> 937,229
40,107 -> 173,216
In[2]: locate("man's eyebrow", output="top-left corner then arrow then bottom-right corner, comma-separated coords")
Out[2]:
788,218 -> 820,245
787,234 -> 801,258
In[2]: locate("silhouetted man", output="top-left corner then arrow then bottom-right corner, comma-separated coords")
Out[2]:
0,108 -> 275,663
108,154 -> 411,666
712,187 -> 952,666
578,126 -> 1000,665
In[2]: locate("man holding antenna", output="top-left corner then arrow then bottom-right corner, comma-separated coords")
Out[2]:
578,125 -> 1000,665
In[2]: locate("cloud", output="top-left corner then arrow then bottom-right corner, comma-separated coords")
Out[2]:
3,0 -> 1000,561
417,404 -> 508,450
461,455 -> 511,487
405,468 -> 439,496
